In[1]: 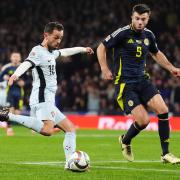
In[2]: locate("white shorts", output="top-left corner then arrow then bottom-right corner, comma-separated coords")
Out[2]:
30,102 -> 66,124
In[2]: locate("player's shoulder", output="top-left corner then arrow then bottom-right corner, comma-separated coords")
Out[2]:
1,63 -> 12,71
31,45 -> 43,52
29,45 -> 45,58
144,28 -> 156,37
111,25 -> 130,37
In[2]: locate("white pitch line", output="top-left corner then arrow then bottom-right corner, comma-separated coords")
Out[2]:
18,160 -> 161,165
16,161 -> 180,174
0,134 -> 159,138
1,132 -> 180,138
19,161 -> 65,165
93,160 -> 161,163
92,166 -> 180,173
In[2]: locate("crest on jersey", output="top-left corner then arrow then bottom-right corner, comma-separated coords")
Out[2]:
144,38 -> 149,46
51,111 -> 55,118
31,52 -> 36,56
128,100 -> 134,107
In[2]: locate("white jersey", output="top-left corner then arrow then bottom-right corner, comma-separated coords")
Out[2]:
26,45 -> 60,105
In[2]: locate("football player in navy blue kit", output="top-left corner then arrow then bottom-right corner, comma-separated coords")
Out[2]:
97,4 -> 180,164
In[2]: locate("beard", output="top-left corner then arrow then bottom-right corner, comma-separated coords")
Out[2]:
47,44 -> 58,51
132,23 -> 144,33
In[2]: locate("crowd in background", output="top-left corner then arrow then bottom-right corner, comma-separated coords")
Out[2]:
0,0 -> 180,115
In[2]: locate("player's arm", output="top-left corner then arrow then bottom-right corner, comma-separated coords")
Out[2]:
149,31 -> 180,77
8,61 -> 32,86
97,27 -> 125,80
97,43 -> 113,80
59,47 -> 94,57
151,51 -> 180,77
9,46 -> 41,86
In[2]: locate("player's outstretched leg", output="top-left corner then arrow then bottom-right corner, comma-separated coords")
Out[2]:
0,106 -> 44,133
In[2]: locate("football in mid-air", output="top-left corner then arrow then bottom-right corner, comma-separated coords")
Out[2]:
68,151 -> 90,172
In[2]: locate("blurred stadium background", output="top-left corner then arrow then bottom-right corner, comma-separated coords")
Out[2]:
1,0 -> 180,116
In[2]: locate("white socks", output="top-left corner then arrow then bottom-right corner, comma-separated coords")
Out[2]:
63,132 -> 76,160
9,113 -> 43,133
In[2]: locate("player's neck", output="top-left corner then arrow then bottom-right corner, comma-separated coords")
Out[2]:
41,40 -> 48,49
41,40 -> 53,52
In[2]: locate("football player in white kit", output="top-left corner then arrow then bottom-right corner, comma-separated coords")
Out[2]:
0,22 -> 94,169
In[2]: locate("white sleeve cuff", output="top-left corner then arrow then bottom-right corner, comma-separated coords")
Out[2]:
59,47 -> 86,57
14,61 -> 32,78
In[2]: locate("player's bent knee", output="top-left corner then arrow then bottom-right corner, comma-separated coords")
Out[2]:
40,120 -> 55,136
41,130 -> 54,136
40,127 -> 54,136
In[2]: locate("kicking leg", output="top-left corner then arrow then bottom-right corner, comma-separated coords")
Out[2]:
0,107 -> 55,136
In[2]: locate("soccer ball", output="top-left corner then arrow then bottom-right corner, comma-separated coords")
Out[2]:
68,151 -> 90,172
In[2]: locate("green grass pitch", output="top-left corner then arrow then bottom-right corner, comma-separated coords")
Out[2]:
0,126 -> 180,180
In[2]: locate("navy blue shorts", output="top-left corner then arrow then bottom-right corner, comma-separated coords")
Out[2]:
115,79 -> 159,114
7,93 -> 23,110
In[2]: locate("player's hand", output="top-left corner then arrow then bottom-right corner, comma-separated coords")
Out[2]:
170,67 -> 180,77
8,74 -> 18,86
85,47 -> 94,55
101,68 -> 114,80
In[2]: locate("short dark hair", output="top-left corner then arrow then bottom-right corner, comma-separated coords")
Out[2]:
132,4 -> 151,15
44,22 -> 64,33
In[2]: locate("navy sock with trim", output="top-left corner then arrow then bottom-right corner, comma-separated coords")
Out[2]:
122,122 -> 147,145
158,113 -> 170,155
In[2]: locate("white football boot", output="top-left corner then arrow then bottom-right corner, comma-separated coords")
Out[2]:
119,135 -> 134,162
161,153 -> 180,164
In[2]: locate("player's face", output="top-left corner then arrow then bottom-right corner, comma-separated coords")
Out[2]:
46,29 -> 64,50
131,12 -> 150,31
10,53 -> 21,65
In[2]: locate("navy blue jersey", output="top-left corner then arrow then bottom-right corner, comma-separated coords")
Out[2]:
103,25 -> 159,84
0,65 -> 24,97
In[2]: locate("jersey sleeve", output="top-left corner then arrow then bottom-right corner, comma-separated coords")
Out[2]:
102,28 -> 125,48
149,32 -> 159,54
25,46 -> 41,67
52,50 -> 61,59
